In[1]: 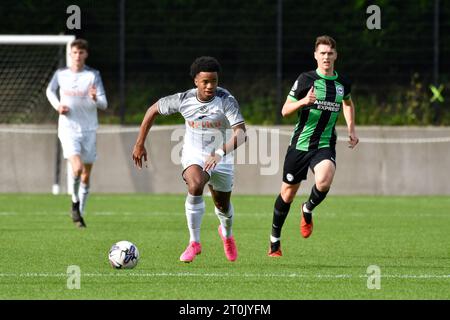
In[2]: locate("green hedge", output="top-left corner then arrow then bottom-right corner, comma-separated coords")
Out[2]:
102,74 -> 449,126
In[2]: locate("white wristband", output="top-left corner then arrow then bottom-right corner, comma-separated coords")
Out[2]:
215,149 -> 225,158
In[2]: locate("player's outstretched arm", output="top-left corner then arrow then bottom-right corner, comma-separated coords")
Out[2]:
204,123 -> 247,172
281,86 -> 316,117
342,98 -> 359,149
132,103 -> 160,169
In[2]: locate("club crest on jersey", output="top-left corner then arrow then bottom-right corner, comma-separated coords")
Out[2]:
336,85 -> 344,96
198,105 -> 209,114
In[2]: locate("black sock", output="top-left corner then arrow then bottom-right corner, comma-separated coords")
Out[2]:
271,194 -> 292,239
270,241 -> 281,252
305,184 -> 329,212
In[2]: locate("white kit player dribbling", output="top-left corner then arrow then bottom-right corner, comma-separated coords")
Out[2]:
158,87 -> 242,187
46,39 -> 107,228
132,56 -> 247,262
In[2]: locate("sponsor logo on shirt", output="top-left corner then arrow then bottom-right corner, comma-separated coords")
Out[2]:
63,89 -> 87,97
187,120 -> 222,129
314,100 -> 341,112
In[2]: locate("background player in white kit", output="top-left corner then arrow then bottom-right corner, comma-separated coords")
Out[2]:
46,39 -> 108,228
132,56 -> 247,262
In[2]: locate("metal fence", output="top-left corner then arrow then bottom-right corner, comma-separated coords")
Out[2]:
0,0 -> 449,124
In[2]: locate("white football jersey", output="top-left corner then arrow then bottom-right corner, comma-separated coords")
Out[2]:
46,66 -> 107,133
158,87 -> 245,157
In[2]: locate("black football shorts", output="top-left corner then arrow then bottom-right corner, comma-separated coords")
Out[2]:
282,146 -> 336,184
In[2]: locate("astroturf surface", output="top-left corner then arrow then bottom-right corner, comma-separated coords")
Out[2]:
0,194 -> 449,300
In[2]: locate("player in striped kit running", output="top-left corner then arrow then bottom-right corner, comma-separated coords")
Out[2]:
268,35 -> 359,257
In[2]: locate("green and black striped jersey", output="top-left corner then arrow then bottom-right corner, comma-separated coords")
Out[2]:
288,69 -> 351,151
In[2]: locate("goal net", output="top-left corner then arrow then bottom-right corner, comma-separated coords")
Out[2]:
0,35 -> 76,194
0,35 -> 75,123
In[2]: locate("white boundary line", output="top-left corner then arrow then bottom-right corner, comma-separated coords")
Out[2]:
2,211 -> 450,218
0,272 -> 449,279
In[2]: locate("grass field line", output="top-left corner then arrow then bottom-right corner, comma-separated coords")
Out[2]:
2,211 -> 449,218
1,272 -> 449,279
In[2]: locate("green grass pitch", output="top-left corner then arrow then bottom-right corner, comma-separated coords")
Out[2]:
0,194 -> 449,300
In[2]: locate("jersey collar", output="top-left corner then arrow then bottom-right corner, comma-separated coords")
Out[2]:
316,68 -> 338,80
195,90 -> 216,104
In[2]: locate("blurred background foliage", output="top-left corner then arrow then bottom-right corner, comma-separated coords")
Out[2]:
0,0 -> 449,125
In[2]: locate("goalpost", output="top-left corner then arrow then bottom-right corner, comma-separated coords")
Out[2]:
0,35 -> 76,195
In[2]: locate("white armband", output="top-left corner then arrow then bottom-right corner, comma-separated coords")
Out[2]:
215,149 -> 225,158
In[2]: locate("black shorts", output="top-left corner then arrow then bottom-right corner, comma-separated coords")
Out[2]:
282,146 -> 336,184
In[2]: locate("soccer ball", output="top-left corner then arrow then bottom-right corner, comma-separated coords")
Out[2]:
108,240 -> 140,269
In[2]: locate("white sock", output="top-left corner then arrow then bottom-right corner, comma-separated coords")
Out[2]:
270,235 -> 280,243
215,202 -> 234,238
71,176 -> 81,203
185,193 -> 205,243
79,183 -> 89,216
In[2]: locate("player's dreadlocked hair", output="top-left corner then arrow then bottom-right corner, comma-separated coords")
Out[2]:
190,56 -> 222,79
